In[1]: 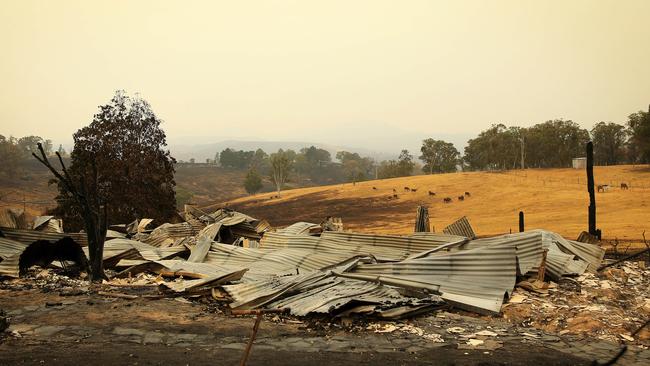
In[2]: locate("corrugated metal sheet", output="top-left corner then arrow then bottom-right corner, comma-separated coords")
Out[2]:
106,230 -> 126,239
161,268 -> 248,293
32,216 -> 54,230
224,271 -> 327,308
277,222 -> 321,235
443,216 -> 476,239
252,219 -> 272,234
187,237 -> 211,262
196,223 -> 222,242
0,237 -> 28,278
527,230 -> 605,276
0,209 -> 27,229
204,242 -> 355,282
96,238 -> 189,268
414,206 -> 430,232
140,222 -> 197,247
0,227 -> 88,247
0,253 -> 21,278
349,240 -> 525,314
0,236 -> 88,278
32,216 -> 63,233
0,237 -> 28,260
265,277 -> 442,316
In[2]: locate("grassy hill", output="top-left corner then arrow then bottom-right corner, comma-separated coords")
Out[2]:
217,165 -> 650,242
4,163 -> 649,245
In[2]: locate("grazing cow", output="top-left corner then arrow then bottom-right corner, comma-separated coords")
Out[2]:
393,194 -> 399,199
372,186 -> 378,190
428,191 -> 436,196
404,187 -> 411,192
458,195 -> 465,201
621,183 -> 629,190
597,185 -> 609,193
464,191 -> 471,197
411,188 -> 418,192
443,197 -> 452,203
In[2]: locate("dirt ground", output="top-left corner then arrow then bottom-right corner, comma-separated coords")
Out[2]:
0,289 -> 598,366
219,165 -> 650,244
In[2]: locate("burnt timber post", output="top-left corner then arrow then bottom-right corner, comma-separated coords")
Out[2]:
414,206 -> 430,232
519,211 -> 525,232
586,141 -> 599,238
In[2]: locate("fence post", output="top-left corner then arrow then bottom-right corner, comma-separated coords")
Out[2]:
519,211 -> 525,232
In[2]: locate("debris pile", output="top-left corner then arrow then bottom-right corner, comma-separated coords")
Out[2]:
502,261 -> 650,345
1,208 -> 647,347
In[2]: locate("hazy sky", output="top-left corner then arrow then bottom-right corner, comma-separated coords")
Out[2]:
1,0 -> 649,153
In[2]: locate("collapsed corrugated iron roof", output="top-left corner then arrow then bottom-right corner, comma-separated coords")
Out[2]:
0,207 -> 605,319
220,229 -> 603,315
0,236 -> 87,278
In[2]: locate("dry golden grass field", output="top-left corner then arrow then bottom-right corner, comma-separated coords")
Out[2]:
218,165 -> 650,243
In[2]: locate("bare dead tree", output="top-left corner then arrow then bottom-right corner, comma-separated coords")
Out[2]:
32,143 -> 107,281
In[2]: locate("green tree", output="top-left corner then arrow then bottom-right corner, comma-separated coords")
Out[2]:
397,149 -> 415,176
419,139 -> 459,173
250,148 -> 269,171
591,122 -> 628,165
377,160 -> 399,179
219,148 -> 254,169
269,149 -> 292,196
524,119 -> 590,168
17,136 -> 50,159
0,135 -> 21,175
295,146 -> 331,177
463,124 -> 523,170
336,151 -> 372,183
244,169 -> 263,194
50,90 -> 177,232
627,106 -> 650,163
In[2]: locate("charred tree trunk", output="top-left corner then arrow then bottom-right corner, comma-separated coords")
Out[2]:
32,143 -> 107,281
586,141 -> 599,239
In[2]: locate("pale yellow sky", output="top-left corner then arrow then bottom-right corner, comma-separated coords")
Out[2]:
0,0 -> 649,152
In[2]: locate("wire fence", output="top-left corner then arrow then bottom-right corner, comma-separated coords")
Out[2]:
494,170 -> 650,191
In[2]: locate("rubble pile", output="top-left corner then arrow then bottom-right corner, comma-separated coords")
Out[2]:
0,268 -> 89,296
0,207 -> 648,347
502,261 -> 650,346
